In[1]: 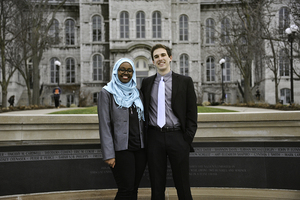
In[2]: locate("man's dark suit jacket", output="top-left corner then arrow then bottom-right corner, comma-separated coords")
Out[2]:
141,72 -> 198,151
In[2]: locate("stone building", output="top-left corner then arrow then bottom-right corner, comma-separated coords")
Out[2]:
1,0 -> 299,107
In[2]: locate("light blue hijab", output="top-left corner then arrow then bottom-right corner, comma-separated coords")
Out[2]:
103,58 -> 144,121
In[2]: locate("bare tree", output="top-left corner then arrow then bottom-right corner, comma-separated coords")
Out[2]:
287,0 -> 300,79
215,0 -> 267,104
22,0 -> 67,105
0,0 -> 21,107
259,1 -> 289,104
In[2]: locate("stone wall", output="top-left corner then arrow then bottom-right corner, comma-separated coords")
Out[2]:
0,112 -> 300,196
0,112 -> 299,145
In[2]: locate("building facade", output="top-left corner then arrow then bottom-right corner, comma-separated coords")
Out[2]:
2,0 -> 299,107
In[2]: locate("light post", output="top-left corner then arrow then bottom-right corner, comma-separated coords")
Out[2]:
219,58 -> 226,104
54,60 -> 61,86
285,24 -> 299,105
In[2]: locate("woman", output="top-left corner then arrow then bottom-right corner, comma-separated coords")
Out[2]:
97,58 -> 146,200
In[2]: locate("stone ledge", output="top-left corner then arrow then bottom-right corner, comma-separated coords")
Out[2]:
0,112 -> 300,146
0,188 -> 299,200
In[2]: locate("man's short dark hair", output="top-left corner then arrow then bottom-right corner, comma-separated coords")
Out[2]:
151,44 -> 172,61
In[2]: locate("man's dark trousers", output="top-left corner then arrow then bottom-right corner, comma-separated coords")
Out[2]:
147,128 -> 192,200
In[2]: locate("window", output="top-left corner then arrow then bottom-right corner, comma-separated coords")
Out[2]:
221,18 -> 230,43
180,54 -> 189,76
135,59 -> 147,69
206,57 -> 215,82
223,57 -> 231,82
92,15 -> 102,41
208,93 -> 215,103
152,11 -> 161,38
49,19 -> 59,44
136,11 -> 145,38
93,54 -> 103,81
65,19 -> 75,45
67,94 -> 74,106
66,58 -> 75,83
135,57 -> 148,88
93,93 -> 99,104
50,58 -> 60,84
206,18 -> 215,44
179,15 -> 188,41
279,49 -> 289,76
280,88 -> 291,104
120,11 -> 129,38
279,7 -> 290,36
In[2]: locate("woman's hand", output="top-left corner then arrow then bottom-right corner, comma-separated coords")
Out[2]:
105,158 -> 116,168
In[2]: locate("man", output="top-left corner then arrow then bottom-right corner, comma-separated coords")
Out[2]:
141,44 -> 197,200
8,95 -> 15,107
53,86 -> 61,108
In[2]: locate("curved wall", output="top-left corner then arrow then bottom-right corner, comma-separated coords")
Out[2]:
0,112 -> 300,196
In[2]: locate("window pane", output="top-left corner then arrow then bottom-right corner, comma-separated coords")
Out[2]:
93,55 -> 103,81
93,16 -> 101,41
179,15 -> 188,41
65,20 -> 75,45
120,12 -> 129,38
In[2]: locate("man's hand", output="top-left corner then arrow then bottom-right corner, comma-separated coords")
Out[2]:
105,158 -> 116,168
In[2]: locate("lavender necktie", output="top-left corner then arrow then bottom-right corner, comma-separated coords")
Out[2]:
157,77 -> 165,128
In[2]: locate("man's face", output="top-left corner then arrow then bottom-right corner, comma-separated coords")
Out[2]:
152,48 -> 172,74
118,62 -> 133,83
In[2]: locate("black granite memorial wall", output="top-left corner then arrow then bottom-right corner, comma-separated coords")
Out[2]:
0,142 -> 299,196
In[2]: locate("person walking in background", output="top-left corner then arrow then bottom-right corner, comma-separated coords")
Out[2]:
53,86 -> 61,108
141,44 -> 198,200
8,95 -> 15,107
97,58 -> 147,200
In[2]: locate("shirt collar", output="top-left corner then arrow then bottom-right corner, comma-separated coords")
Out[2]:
156,70 -> 172,81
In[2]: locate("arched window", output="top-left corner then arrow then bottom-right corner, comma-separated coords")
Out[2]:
120,11 -> 129,38
92,15 -> 102,41
206,57 -> 215,82
221,18 -> 230,44
93,54 -> 103,81
65,19 -> 75,45
152,11 -> 161,38
180,54 -> 189,76
179,15 -> 188,41
50,58 -> 59,84
279,7 -> 290,36
136,11 -> 145,38
206,18 -> 215,44
223,57 -> 231,82
49,19 -> 59,44
279,49 -> 289,77
66,58 -> 75,83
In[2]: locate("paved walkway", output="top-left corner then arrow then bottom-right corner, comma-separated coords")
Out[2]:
0,107 -> 87,115
207,105 -> 286,112
0,105 -> 286,115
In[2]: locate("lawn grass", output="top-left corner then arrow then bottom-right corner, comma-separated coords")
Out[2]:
49,106 -> 236,114
49,106 -> 98,114
198,106 -> 237,113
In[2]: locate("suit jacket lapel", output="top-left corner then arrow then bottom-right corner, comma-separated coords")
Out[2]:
172,72 -> 179,105
145,75 -> 156,109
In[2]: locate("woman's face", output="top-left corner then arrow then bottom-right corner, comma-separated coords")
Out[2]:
118,62 -> 133,83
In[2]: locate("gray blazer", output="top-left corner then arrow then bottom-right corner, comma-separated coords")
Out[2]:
97,89 -> 144,161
